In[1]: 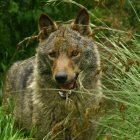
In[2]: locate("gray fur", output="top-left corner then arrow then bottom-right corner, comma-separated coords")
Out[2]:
3,9 -> 103,140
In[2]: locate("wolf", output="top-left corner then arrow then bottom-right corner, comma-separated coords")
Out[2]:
3,9 -> 103,140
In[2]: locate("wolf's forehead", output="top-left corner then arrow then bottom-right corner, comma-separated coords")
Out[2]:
46,25 -> 92,49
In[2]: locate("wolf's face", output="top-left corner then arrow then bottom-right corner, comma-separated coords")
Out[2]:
38,30 -> 83,90
37,9 -> 98,91
46,37 -> 81,89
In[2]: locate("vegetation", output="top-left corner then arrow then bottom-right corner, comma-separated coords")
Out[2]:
0,0 -> 140,139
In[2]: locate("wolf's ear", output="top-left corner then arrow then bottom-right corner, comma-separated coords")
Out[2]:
38,14 -> 57,41
72,9 -> 92,36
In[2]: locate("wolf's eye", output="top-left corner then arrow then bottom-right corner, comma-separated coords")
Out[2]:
71,50 -> 79,57
48,51 -> 57,59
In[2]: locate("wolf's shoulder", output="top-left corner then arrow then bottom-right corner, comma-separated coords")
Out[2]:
8,56 -> 35,75
6,56 -> 35,91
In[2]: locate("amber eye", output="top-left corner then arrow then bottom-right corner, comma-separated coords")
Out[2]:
48,51 -> 57,59
71,50 -> 79,57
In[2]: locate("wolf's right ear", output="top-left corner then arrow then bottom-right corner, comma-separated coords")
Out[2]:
38,14 -> 57,41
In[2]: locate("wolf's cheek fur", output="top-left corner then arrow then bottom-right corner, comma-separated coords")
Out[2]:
36,52 -> 52,76
79,50 -> 97,71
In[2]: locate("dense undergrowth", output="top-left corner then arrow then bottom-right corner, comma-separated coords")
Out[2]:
0,0 -> 140,139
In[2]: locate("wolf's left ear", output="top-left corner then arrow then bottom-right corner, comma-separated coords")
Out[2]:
38,14 -> 57,41
72,8 -> 92,36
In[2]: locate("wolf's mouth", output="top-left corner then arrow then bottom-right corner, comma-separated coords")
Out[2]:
59,79 -> 76,90
58,74 -> 78,99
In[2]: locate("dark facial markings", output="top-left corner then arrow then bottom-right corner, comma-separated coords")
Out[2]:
47,47 -> 81,62
48,51 -> 58,60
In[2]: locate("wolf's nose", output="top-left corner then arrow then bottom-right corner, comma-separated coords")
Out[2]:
55,72 -> 67,84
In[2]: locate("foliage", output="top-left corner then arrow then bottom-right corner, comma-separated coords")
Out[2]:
0,0 -> 140,139
0,106 -> 22,140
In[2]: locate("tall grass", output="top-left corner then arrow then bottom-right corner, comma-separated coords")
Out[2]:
95,33 -> 140,139
0,106 -> 23,140
1,0 -> 140,139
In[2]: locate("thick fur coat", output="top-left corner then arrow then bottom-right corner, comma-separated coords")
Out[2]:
3,9 -> 103,140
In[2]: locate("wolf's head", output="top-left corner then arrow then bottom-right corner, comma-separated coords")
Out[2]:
36,9 -> 101,94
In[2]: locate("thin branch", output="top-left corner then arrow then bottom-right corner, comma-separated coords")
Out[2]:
17,35 -> 38,47
128,0 -> 140,23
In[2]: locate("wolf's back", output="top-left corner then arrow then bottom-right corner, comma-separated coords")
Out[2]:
4,57 -> 35,100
